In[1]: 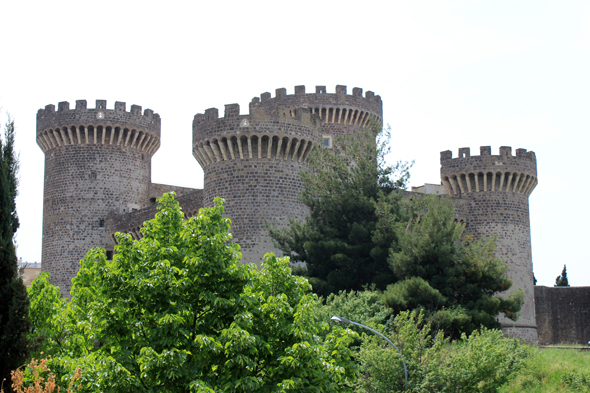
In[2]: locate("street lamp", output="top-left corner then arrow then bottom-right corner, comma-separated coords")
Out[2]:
331,316 -> 408,390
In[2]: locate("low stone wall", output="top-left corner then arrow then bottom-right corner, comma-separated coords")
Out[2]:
535,286 -> 590,345
108,189 -> 204,235
149,183 -> 200,200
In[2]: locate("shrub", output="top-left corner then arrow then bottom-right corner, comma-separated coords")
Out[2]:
312,288 -> 394,338
355,310 -> 530,392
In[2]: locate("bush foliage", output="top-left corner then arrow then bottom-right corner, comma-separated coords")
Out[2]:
355,310 -> 530,393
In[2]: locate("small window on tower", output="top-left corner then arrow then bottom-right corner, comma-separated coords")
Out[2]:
99,219 -> 105,228
91,172 -> 97,180
106,251 -> 113,260
322,135 -> 332,148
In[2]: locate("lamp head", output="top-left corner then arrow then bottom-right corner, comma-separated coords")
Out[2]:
331,316 -> 351,324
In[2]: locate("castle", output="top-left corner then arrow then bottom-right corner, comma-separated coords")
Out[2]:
36,85 -> 538,341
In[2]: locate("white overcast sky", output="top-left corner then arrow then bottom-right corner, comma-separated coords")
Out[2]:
1,0 -> 588,287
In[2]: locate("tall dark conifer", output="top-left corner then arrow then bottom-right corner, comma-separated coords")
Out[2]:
555,264 -> 570,287
269,122 -> 412,296
0,117 -> 30,391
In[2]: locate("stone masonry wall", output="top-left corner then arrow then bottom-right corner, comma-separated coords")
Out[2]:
37,100 -> 160,296
37,100 -> 161,138
193,101 -> 321,263
253,85 -> 382,139
108,189 -> 204,240
535,286 -> 590,345
149,183 -> 200,200
441,146 -> 538,341
203,159 -> 309,263
42,145 -> 151,295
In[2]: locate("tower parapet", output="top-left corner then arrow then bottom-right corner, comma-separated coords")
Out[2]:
252,85 -> 382,139
36,100 -> 161,155
441,145 -> 539,341
192,102 -> 319,169
38,100 -> 158,296
192,100 -> 322,264
440,146 -> 537,197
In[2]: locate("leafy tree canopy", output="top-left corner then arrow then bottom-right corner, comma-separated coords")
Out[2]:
27,194 -> 357,392
0,116 -> 30,392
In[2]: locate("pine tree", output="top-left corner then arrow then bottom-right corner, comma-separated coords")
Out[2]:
268,122 -> 412,296
380,194 -> 523,338
555,264 -> 570,287
0,117 -> 30,391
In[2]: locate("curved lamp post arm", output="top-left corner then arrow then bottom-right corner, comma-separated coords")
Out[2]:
331,316 -> 408,390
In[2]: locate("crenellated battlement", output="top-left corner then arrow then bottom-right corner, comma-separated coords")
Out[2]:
37,100 -> 161,135
440,146 -> 538,196
440,146 -> 536,163
192,102 -> 321,169
193,102 -> 321,141
36,100 -> 161,155
193,102 -> 320,126
254,85 -> 381,103
251,85 -> 383,128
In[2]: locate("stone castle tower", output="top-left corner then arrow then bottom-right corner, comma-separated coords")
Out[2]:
192,85 -> 383,262
36,85 -> 538,340
36,100 -> 161,293
439,146 -> 538,341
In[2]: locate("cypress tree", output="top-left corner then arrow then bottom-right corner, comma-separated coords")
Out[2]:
0,117 -> 30,391
555,264 -> 570,287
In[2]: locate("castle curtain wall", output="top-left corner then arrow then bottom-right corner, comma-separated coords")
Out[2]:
535,286 -> 590,345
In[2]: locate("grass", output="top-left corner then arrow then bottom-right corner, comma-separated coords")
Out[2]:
500,346 -> 590,392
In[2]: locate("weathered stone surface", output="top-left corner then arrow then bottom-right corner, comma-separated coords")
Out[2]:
535,286 -> 590,345
37,101 -> 161,296
441,147 -> 538,340
191,85 -> 383,264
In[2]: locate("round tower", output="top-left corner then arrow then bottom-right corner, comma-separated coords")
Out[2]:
256,85 -> 382,146
36,100 -> 161,295
440,146 -> 538,341
192,97 -> 321,264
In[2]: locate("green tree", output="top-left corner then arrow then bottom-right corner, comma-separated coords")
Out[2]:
555,264 -> 569,287
27,272 -> 67,358
379,194 -> 523,338
28,194 -> 357,392
0,117 -> 30,392
269,120 -> 520,337
269,123 -> 411,296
